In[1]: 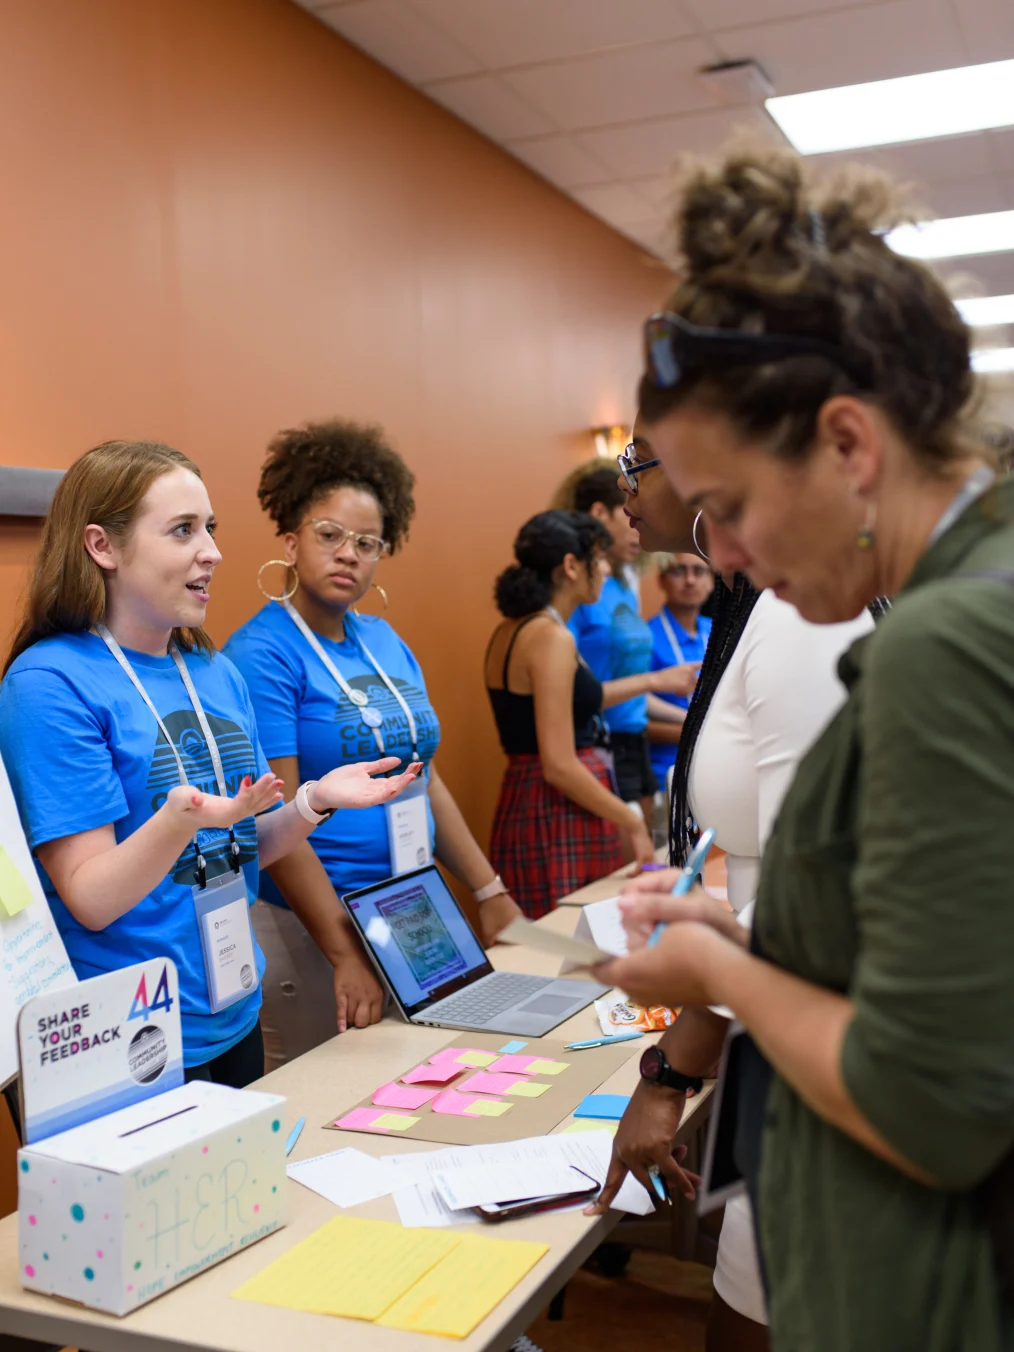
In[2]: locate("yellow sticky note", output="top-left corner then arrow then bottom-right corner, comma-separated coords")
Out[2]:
0,846 -> 33,919
454,1050 -> 498,1068
506,1080 -> 550,1098
525,1059 -> 569,1075
379,1233 -> 549,1338
466,1098 -> 512,1117
233,1216 -> 456,1318
562,1119 -> 618,1136
371,1113 -> 418,1131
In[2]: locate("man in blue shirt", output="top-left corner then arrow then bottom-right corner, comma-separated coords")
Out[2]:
647,553 -> 714,791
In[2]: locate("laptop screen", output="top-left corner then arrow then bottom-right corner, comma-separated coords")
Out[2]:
342,867 -> 493,1018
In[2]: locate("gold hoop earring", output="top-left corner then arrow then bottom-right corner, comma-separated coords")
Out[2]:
857,505 -> 877,550
257,559 -> 299,602
352,583 -> 389,617
692,511 -> 711,565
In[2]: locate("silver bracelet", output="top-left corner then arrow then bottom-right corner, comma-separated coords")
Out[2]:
473,874 -> 508,903
294,780 -> 333,825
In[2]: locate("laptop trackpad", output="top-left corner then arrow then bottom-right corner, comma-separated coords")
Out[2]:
515,994 -> 578,1016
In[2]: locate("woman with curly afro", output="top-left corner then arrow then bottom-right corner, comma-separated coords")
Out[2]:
225,419 -> 522,1068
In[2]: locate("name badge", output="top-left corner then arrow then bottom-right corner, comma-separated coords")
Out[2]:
385,775 -> 433,875
192,871 -> 260,1013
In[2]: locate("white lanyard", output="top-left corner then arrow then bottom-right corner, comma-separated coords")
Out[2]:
658,607 -> 687,666
281,600 -> 420,762
926,464 -> 997,549
94,623 -> 240,882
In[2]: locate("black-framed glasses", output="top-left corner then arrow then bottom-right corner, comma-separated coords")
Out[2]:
617,444 -> 660,494
643,311 -> 872,391
304,518 -> 390,562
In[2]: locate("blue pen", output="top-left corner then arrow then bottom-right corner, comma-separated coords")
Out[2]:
646,826 -> 717,949
284,1116 -> 306,1157
565,1031 -> 645,1050
647,1165 -> 670,1205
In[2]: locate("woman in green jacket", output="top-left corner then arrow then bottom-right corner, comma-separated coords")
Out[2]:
596,145 -> 1014,1352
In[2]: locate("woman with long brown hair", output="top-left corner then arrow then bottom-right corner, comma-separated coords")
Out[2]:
0,440 -> 418,1084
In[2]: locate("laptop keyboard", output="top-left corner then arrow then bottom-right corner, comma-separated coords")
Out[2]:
426,972 -> 548,1023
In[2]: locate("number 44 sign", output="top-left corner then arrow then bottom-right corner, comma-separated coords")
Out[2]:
17,958 -> 185,1143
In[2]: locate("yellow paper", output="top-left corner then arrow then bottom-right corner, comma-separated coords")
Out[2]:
561,1119 -> 618,1136
233,1216 -> 456,1318
371,1112 -> 418,1131
526,1059 -> 568,1076
454,1050 -> 498,1068
506,1080 -> 550,1098
378,1233 -> 549,1338
0,846 -> 34,918
465,1099 -> 512,1117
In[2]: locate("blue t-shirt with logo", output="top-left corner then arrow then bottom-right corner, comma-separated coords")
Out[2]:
0,633 -> 271,1067
569,575 -> 653,735
224,604 -> 441,903
647,609 -> 712,786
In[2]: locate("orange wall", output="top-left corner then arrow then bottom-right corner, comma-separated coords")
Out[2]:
0,0 -> 667,857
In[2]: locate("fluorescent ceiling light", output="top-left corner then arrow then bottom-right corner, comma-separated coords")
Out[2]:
885,211 -> 1014,260
766,58 -> 1014,154
956,295 -> 1014,327
971,348 -> 1014,374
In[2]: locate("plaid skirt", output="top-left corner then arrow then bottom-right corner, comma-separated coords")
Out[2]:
489,749 -> 626,920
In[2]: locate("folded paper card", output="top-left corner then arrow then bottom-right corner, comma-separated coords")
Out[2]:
334,1107 -> 420,1134
500,916 -> 613,967
401,1062 -> 464,1085
574,1094 -> 631,1120
371,1081 -> 439,1111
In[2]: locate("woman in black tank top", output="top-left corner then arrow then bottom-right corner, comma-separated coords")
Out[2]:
485,511 -> 697,918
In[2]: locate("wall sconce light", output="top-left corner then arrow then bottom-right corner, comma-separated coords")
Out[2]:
591,425 -> 629,459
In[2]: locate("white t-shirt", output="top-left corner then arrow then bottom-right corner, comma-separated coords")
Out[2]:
689,590 -> 873,914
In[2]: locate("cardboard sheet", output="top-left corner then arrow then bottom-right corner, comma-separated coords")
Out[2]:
326,1031 -> 638,1146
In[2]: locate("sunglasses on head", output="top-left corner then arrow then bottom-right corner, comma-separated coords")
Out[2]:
643,311 -> 872,390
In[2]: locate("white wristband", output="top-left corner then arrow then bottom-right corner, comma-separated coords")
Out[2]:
473,875 -> 508,903
295,780 -> 333,825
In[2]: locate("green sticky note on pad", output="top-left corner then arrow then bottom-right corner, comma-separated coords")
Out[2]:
0,847 -> 34,918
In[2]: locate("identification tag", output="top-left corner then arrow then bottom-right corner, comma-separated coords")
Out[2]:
193,871 -> 260,1013
385,776 -> 433,875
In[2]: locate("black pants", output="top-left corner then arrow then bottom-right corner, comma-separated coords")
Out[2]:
610,731 -> 658,802
184,1022 -> 264,1089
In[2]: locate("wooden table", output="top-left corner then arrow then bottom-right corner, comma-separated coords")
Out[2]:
0,900 -> 710,1352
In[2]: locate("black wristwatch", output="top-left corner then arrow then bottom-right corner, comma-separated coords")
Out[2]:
639,1045 -> 703,1094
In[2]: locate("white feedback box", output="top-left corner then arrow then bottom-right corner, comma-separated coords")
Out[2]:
18,1079 -> 288,1315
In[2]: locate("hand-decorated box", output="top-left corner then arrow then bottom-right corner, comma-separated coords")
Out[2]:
18,1080 -> 288,1315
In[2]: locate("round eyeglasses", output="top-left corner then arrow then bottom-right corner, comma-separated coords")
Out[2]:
303,518 -> 390,562
616,444 -> 660,494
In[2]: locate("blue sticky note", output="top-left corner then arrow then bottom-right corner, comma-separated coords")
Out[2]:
498,1040 -> 529,1055
574,1094 -> 631,1121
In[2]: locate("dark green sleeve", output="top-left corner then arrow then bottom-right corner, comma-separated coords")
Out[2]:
841,583 -> 1014,1188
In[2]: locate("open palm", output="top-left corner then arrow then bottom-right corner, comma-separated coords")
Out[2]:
312,758 -> 425,811
168,773 -> 284,829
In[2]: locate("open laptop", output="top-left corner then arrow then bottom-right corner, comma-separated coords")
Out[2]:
342,865 -> 608,1035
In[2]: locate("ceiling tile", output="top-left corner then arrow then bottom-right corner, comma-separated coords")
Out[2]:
576,106 -> 781,179
714,0 -> 967,97
934,254 -> 1014,298
424,75 -> 556,139
317,0 -> 482,83
685,0 -> 887,30
506,135 -> 615,187
812,133 -> 996,192
570,183 -> 657,227
620,219 -> 669,253
410,0 -> 697,69
988,128 -> 1014,175
951,0 -> 1014,64
917,175 -> 1013,219
502,35 -> 717,131
628,174 -> 681,208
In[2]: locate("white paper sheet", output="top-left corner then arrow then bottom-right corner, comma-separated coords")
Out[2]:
499,916 -> 612,966
286,1148 -> 401,1209
432,1160 -> 590,1211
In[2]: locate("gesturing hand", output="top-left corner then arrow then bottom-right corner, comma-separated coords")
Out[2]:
167,773 -> 284,829
653,662 -> 701,698
585,1079 -> 699,1214
310,758 -> 425,812
617,881 -> 747,950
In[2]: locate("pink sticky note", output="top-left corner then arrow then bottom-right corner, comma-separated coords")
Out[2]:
334,1107 -> 414,1134
372,1081 -> 438,1110
402,1062 -> 464,1085
427,1047 -> 498,1068
487,1054 -> 540,1075
459,1070 -> 531,1096
431,1090 -> 505,1117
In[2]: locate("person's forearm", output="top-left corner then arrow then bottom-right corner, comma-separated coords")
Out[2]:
646,695 -> 686,724
647,718 -> 682,745
541,755 -> 639,831
265,841 -> 360,964
658,1005 -> 729,1077
429,767 -> 497,890
602,672 -> 664,708
704,938 -> 933,1182
255,799 -> 315,868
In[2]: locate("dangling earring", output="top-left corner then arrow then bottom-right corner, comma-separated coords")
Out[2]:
257,559 -> 299,602
856,504 -> 877,550
352,583 -> 389,617
692,511 -> 711,564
